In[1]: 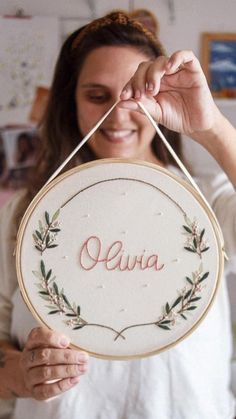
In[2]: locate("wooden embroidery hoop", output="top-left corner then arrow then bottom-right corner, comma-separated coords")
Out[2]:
16,102 -> 225,360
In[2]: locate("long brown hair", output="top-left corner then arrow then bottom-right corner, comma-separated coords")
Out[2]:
24,11 -> 182,211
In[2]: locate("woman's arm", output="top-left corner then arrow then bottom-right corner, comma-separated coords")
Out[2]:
0,327 -> 89,401
0,340 -> 29,399
120,50 -> 236,187
191,112 -> 236,187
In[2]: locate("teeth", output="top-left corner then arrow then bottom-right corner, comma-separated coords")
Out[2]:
103,130 -> 133,138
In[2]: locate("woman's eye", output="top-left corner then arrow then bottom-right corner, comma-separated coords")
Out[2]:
86,92 -> 109,103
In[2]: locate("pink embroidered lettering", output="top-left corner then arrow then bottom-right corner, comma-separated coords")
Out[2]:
79,236 -> 164,272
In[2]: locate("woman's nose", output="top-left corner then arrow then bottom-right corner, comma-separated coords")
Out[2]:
106,101 -> 130,124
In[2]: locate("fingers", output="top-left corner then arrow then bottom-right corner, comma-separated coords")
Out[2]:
143,57 -> 168,96
120,50 -> 202,103
118,96 -> 162,123
122,61 -> 153,99
27,360 -> 88,387
118,99 -> 139,111
165,50 -> 202,74
21,348 -> 88,400
32,376 -> 81,401
21,327 -> 89,400
121,57 -> 167,100
25,327 -> 70,350
22,347 -> 88,369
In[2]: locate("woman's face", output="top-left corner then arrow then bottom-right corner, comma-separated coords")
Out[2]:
76,46 -> 158,162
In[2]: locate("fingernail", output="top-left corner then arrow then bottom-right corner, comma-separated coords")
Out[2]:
60,336 -> 70,347
147,82 -> 154,91
78,363 -> 88,373
165,61 -> 172,70
118,100 -> 138,110
77,352 -> 89,363
70,376 -> 80,384
134,89 -> 141,99
120,88 -> 129,99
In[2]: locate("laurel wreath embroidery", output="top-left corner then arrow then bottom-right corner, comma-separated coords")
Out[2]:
32,259 -> 125,339
32,211 -> 210,340
32,210 -> 61,254
183,215 -> 209,258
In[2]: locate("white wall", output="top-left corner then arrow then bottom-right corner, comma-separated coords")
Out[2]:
1,0 -> 236,57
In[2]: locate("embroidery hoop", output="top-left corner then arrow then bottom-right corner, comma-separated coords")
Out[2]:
16,102 -> 225,360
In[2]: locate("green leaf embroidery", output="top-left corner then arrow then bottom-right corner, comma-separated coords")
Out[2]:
183,225 -> 192,233
45,211 -> 50,226
158,324 -> 171,330
40,260 -> 46,278
52,209 -> 60,222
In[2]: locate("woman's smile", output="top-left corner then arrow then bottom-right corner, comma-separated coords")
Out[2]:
99,128 -> 136,143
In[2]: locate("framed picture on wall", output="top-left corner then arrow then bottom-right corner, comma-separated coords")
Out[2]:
0,126 -> 41,207
202,32 -> 236,98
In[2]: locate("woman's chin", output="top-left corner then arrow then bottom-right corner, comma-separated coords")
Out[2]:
96,151 -> 139,160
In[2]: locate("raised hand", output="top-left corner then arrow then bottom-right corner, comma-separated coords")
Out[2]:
120,50 -> 219,137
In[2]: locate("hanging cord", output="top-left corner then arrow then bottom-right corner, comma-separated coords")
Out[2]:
44,99 -> 226,258
138,102 -> 213,210
136,100 -> 226,258
45,100 -> 120,185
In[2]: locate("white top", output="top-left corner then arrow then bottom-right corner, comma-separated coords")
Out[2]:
0,168 -> 236,419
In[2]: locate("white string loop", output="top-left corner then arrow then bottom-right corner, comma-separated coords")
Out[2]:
45,100 -> 120,185
44,99 -> 226,257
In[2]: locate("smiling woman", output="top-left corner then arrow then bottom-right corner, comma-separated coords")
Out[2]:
28,11 -> 181,196
76,46 -> 157,161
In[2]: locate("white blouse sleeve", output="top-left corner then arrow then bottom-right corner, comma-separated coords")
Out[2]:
196,171 -> 236,275
0,191 -> 26,341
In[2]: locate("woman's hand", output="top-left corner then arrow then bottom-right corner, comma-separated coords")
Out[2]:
120,50 -> 219,137
120,49 -> 236,186
20,327 -> 89,400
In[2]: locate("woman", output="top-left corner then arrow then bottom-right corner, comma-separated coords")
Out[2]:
0,11 -> 236,419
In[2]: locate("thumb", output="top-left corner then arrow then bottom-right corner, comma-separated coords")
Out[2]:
24,327 -> 71,350
118,97 -> 162,123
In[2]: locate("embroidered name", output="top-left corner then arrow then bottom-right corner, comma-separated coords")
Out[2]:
79,236 -> 164,272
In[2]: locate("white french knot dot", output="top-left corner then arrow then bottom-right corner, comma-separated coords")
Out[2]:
143,283 -> 150,288
120,308 -> 127,312
155,211 -> 163,216
97,285 -> 105,289
62,255 -> 68,260
83,214 -> 90,218
173,258 -> 180,263
121,231 -> 127,235
121,192 -> 128,196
